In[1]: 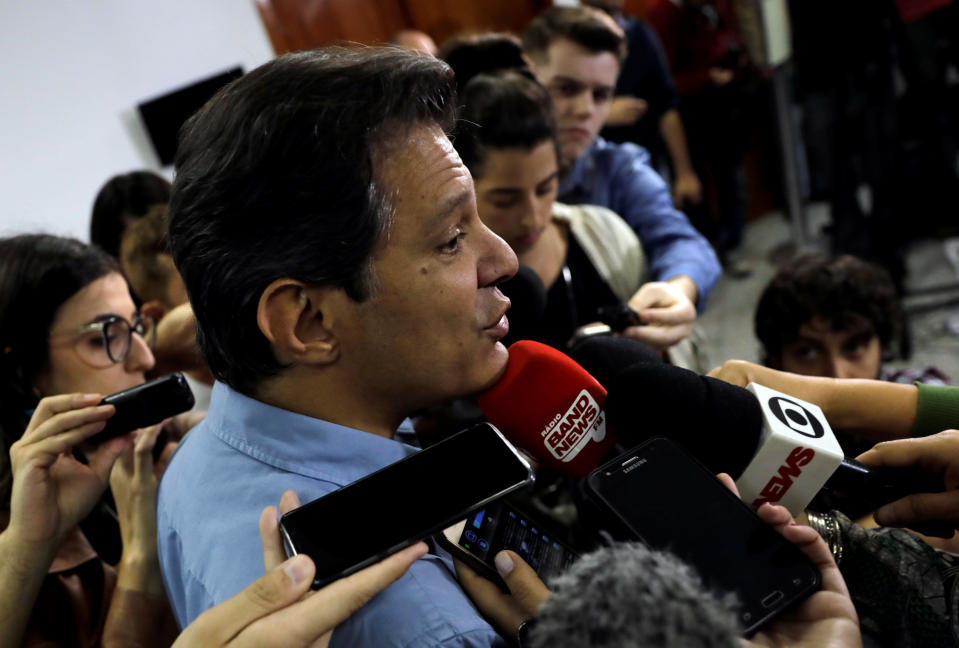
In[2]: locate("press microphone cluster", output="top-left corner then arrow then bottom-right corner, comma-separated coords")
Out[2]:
480,339 -> 942,516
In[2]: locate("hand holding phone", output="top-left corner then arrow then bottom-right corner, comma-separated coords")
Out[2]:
596,303 -> 643,332
279,423 -> 534,589
438,499 -> 578,592
86,373 -> 195,446
585,438 -> 821,635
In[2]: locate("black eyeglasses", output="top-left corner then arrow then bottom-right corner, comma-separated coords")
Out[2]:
50,313 -> 157,368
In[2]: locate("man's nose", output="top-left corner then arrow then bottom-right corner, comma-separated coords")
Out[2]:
571,89 -> 593,117
478,222 -> 519,287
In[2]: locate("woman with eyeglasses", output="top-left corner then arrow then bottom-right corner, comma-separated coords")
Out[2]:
0,234 -> 179,647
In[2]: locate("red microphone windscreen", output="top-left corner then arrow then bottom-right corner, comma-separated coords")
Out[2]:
477,340 -> 613,477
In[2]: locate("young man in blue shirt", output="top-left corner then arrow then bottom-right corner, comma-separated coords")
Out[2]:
157,48 -> 518,647
523,6 -> 721,353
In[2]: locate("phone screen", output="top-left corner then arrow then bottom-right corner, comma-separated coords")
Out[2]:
280,423 -> 533,589
586,438 -> 819,634
455,501 -> 577,582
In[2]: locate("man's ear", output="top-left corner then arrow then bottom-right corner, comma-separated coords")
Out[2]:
257,279 -> 340,366
140,300 -> 169,323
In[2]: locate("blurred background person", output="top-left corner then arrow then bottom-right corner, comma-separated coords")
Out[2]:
0,234 -> 180,647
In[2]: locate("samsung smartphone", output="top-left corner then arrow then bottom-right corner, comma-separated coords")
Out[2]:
279,423 -> 534,589
87,373 -> 195,446
438,499 -> 579,591
585,437 -> 820,635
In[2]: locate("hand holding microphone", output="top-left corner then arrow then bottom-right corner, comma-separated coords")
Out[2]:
857,430 -> 959,537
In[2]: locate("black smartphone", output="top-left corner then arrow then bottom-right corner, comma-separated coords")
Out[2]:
279,423 -> 535,589
87,373 -> 195,446
596,302 -> 642,331
585,437 -> 820,635
438,499 -> 578,591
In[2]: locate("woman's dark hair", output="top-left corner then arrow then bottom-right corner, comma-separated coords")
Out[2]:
0,234 -> 120,507
754,253 -> 902,365
168,47 -> 457,396
438,32 -> 527,92
90,170 -> 172,258
439,35 -> 558,179
453,69 -> 559,179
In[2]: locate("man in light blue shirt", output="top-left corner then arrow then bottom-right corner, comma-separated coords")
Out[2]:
523,6 -> 721,352
159,47 -> 518,647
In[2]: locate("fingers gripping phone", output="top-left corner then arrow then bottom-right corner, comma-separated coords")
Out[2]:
86,373 -> 195,446
585,438 -> 820,635
438,499 -> 578,591
596,302 -> 642,332
279,423 -> 534,590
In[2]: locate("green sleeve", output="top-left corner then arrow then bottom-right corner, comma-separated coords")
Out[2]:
912,383 -> 959,437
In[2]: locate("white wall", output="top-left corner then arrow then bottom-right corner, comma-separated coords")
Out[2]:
0,1 -> 274,240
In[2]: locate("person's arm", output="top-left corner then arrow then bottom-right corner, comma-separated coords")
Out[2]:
0,393 -> 130,648
604,96 -> 649,127
707,360 -> 920,442
607,145 -> 721,310
103,425 -> 178,647
658,109 -> 702,207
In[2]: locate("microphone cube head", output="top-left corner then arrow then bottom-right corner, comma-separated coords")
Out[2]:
735,383 -> 844,515
478,341 -> 613,478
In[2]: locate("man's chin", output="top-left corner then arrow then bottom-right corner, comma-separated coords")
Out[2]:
474,342 -> 510,394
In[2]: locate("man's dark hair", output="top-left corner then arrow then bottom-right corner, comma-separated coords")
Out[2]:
168,47 -> 457,396
121,204 -> 174,305
522,6 -> 627,64
0,234 -> 119,507
90,170 -> 172,258
755,253 -> 902,365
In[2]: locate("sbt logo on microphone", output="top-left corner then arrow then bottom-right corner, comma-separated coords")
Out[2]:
736,383 -> 843,515
541,389 -> 606,462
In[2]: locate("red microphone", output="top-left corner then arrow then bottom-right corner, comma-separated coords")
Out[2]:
478,340 -> 614,478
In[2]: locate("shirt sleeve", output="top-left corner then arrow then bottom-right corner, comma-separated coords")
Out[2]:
912,383 -> 959,437
606,144 -> 721,310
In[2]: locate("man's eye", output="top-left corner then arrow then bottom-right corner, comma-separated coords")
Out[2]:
553,82 -> 581,98
594,89 -> 614,102
491,199 -> 519,209
440,231 -> 466,253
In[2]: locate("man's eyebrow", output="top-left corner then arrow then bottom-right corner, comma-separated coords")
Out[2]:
426,189 -> 473,231
548,75 -> 584,86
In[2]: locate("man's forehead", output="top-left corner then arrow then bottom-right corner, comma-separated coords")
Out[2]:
372,123 -> 473,227
541,38 -> 620,80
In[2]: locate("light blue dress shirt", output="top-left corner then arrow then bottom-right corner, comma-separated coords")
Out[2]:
157,381 -> 507,648
559,137 -> 721,311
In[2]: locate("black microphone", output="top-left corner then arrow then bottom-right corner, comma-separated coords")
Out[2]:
567,334 -> 663,389
605,363 -> 943,514
500,264 -> 547,348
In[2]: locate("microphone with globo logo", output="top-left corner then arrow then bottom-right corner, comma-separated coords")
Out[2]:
604,363 -> 944,516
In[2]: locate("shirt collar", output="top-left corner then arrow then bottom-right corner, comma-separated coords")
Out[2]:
559,137 -> 605,198
202,381 -> 418,486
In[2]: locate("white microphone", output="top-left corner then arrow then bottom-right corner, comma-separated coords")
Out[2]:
735,383 -> 844,515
